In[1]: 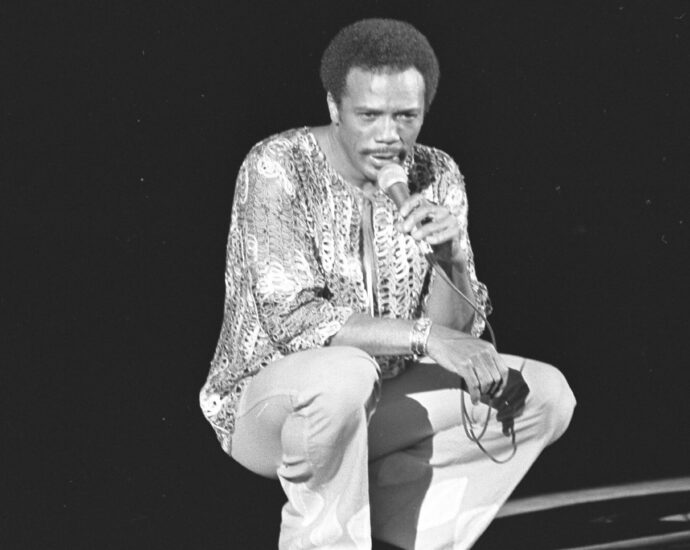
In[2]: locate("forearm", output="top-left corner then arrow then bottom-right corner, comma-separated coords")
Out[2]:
329,310 -> 474,356
426,259 -> 477,333
330,311 -> 489,391
329,313 -> 417,356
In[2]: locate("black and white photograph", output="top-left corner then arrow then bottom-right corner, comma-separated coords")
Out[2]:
4,1 -> 690,548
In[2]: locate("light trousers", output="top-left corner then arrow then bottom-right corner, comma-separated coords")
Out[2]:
231,346 -> 576,550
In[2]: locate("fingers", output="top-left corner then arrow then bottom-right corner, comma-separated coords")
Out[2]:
463,363 -> 491,405
473,354 -> 499,399
481,352 -> 502,397
406,212 -> 459,245
398,197 -> 454,233
485,373 -> 503,400
402,206 -> 451,233
423,225 -> 459,246
396,196 -> 466,253
466,365 -> 482,405
484,353 -> 508,399
440,335 -> 507,406
467,350 -> 507,402
402,205 -> 440,231
456,358 -> 481,404
397,193 -> 428,218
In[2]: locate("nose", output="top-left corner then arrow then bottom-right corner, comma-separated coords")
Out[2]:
375,116 -> 400,144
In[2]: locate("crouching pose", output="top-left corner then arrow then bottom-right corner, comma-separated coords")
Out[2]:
200,18 -> 575,550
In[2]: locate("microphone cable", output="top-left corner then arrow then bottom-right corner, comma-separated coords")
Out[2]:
424,251 -> 518,464
377,161 -> 517,463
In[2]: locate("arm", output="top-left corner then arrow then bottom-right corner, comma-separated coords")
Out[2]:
329,313 -> 415,356
426,257 -> 477,333
237,143 -> 354,353
331,162 -> 505,402
333,158 -> 502,402
400,161 -> 491,335
330,311 -> 506,404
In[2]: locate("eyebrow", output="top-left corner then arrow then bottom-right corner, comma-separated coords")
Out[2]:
353,107 -> 421,114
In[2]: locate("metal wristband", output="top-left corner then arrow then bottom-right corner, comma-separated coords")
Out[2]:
410,317 -> 433,357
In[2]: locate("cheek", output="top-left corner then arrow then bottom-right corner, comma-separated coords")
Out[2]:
351,129 -> 372,153
402,122 -> 423,142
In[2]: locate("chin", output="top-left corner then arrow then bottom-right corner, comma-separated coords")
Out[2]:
354,160 -> 378,182
365,165 -> 384,183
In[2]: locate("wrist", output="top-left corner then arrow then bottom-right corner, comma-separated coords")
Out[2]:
449,239 -> 468,270
426,323 -> 470,358
450,251 -> 468,272
410,317 -> 433,357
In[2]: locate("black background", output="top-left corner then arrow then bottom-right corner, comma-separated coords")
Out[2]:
4,1 -> 689,548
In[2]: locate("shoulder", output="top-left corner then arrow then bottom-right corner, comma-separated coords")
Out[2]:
244,127 -> 311,166
409,143 -> 464,197
412,143 -> 459,173
235,128 -> 311,204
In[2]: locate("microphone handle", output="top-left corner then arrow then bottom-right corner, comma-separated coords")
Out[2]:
385,181 -> 434,256
385,181 -> 410,210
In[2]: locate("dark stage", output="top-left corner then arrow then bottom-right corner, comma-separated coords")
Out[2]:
4,1 -> 689,548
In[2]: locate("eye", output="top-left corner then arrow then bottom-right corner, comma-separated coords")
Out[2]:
359,112 -> 377,121
397,112 -> 419,122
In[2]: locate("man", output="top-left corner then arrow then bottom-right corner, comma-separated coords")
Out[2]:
200,18 -> 575,549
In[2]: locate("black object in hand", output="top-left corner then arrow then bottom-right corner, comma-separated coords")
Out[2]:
490,368 -> 530,436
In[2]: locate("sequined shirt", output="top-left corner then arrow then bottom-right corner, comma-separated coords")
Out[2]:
199,127 -> 490,454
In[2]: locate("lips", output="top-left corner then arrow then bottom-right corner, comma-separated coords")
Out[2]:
368,155 -> 398,169
368,150 -> 400,158
367,150 -> 403,167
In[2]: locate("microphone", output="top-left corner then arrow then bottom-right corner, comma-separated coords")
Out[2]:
376,163 -> 410,209
376,163 -> 433,256
377,164 -> 527,447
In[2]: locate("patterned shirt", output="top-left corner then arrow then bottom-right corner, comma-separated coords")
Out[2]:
199,127 -> 491,454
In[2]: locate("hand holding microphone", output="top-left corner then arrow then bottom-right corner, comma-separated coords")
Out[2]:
377,163 -> 466,266
377,163 -> 529,437
377,163 -> 509,399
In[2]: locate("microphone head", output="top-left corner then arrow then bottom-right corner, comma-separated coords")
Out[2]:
376,163 -> 407,193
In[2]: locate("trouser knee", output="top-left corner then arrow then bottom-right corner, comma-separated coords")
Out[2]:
309,346 -> 381,424
527,362 -> 576,443
282,347 -> 380,482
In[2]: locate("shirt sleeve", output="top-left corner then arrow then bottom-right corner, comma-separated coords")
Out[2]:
438,157 -> 492,337
231,140 -> 354,354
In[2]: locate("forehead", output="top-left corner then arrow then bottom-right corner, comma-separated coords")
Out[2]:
342,67 -> 425,108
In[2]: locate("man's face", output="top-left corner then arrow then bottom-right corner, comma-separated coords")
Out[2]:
329,67 -> 426,186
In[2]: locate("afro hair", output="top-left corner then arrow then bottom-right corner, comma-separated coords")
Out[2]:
320,18 -> 440,111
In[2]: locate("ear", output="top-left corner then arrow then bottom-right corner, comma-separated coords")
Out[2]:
326,92 -> 340,125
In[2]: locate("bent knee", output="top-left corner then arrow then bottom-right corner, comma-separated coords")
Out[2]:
523,360 -> 576,442
333,345 -> 381,380
309,346 -> 381,418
